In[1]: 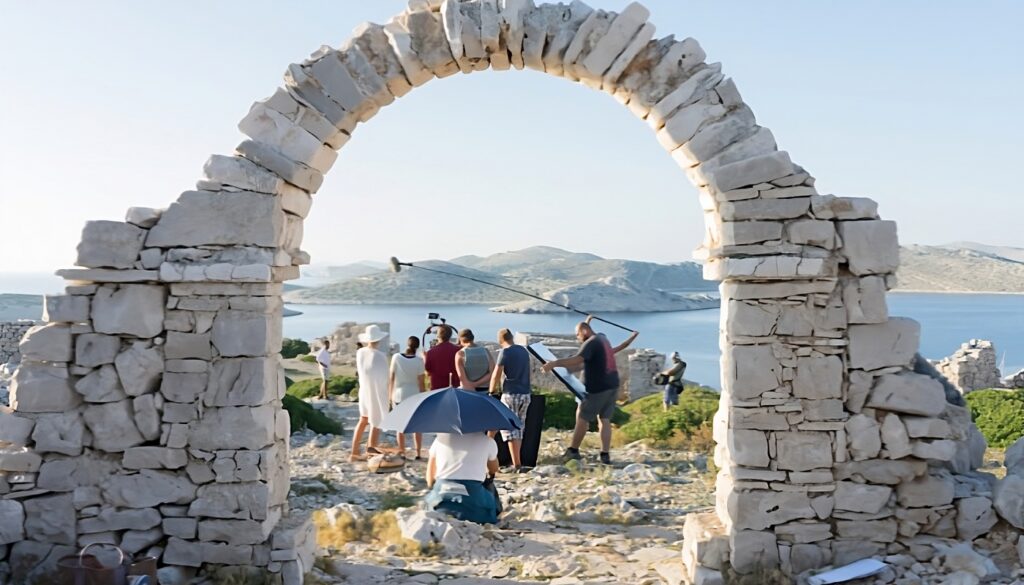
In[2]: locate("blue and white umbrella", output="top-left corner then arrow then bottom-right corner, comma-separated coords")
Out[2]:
381,387 -> 523,434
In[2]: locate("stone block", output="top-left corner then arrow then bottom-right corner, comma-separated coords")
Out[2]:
79,508 -> 162,534
198,512 -> 280,546
845,414 -> 881,461
235,139 -> 323,193
792,355 -> 842,399
103,469 -> 197,508
0,500 -> 26,544
75,334 -> 121,368
776,431 -> 833,471
122,527 -> 164,555
123,447 -> 188,470
725,301 -> 780,338
164,537 -> 203,567
649,65 -> 723,128
722,345 -> 781,400
19,323 -> 73,363
92,285 -> 166,338
719,197 -> 809,221
160,371 -> 207,403
43,294 -> 90,323
75,364 -> 128,403
164,517 -> 198,539
188,482 -> 270,520
729,530 -> 779,574
897,473 -> 955,508
718,221 -> 784,246
787,219 -> 835,249
146,190 -> 284,249
0,407 -> 36,446
842,275 -> 888,324
728,429 -> 769,468
837,220 -> 899,275
706,151 -> 794,193
867,371 -> 946,417
76,220 -> 146,269
879,413 -> 912,459
903,416 -> 951,439
848,318 -> 920,371
956,496 -> 997,541
114,342 -> 163,396
83,400 -> 145,452
910,439 -> 956,461
125,206 -> 163,228
206,357 -> 281,407
165,332 -> 212,361
728,489 -> 815,530
238,102 -> 337,173
575,2 -> 649,81
831,197 -> 879,220
836,519 -> 897,542
133,394 -> 162,442
189,405 -> 277,451
657,102 -> 727,152
834,481 -> 891,514
10,362 -> 81,413
24,494 -> 76,545
32,412 -> 86,456
0,446 -> 42,472
212,310 -> 282,357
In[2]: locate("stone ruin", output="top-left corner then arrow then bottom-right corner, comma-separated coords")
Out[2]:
0,322 -> 36,367
0,0 -> 1019,583
933,339 -> 1003,395
320,321 -> 395,367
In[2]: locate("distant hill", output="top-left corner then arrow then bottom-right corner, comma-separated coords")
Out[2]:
941,241 -> 1024,264
896,245 -> 1024,293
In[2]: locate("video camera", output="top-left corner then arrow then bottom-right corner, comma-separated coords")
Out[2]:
423,313 -> 456,348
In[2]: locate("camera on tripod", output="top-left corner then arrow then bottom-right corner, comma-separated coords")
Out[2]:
423,313 -> 455,347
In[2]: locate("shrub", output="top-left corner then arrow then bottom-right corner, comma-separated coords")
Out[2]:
534,389 -> 627,430
281,338 -> 311,359
287,375 -> 358,399
299,354 -> 318,364
966,388 -> 1024,448
617,386 -> 719,443
282,394 -> 343,435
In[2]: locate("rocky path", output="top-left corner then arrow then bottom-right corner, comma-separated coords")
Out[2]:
285,399 -> 715,584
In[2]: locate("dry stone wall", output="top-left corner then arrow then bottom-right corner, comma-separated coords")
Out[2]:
934,339 -> 1003,394
0,1 -> 1009,583
0,322 -> 36,365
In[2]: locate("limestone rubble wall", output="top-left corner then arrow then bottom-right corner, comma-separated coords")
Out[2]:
0,321 -> 36,365
933,339 -> 1003,394
0,1 -> 1012,583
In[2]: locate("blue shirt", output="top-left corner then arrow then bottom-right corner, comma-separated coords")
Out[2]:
496,344 -> 531,395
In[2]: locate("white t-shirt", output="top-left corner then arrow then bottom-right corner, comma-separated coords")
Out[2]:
316,348 -> 331,371
390,353 -> 425,403
430,432 -> 498,482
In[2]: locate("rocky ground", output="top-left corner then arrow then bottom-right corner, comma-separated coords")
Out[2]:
285,398 -> 714,584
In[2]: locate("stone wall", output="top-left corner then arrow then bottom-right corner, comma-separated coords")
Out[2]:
0,321 -> 36,365
323,321 -> 395,367
0,1 -> 1012,582
933,339 -> 1003,394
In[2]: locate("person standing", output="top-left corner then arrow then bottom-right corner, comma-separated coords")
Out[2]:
390,336 -> 426,459
351,325 -> 390,462
660,352 -> 687,411
316,339 -> 332,400
455,328 -> 493,392
489,328 -> 532,471
424,325 -> 460,389
541,317 -> 638,465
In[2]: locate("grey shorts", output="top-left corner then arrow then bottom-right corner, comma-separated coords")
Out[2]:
578,389 -> 617,422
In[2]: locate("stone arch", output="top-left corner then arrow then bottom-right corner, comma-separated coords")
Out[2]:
1,1 -> 991,583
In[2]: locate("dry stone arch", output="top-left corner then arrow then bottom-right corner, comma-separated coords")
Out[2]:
0,1 -> 999,583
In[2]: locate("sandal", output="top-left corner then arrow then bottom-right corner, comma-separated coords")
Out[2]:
349,453 -> 367,462
366,446 -> 383,455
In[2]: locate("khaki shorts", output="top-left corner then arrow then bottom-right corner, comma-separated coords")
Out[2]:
578,389 -> 617,422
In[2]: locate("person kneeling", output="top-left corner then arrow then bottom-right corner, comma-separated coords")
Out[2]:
425,432 -> 500,524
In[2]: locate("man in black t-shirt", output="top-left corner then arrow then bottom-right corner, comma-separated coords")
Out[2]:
542,317 -> 639,465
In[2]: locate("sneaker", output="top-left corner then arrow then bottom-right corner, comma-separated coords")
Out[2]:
514,466 -> 530,474
599,452 -> 612,465
562,448 -> 582,463
499,465 -> 516,474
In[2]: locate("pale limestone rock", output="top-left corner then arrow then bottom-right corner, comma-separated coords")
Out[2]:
787,219 -> 834,249
146,191 -> 284,249
79,508 -> 162,533
235,139 -> 323,193
718,220 -> 783,246
260,88 -> 349,148
845,414 -> 881,461
576,2 -> 649,82
43,295 -> 90,323
19,323 -> 72,363
704,255 -> 830,280
867,372 -> 946,417
656,102 -> 727,151
649,66 -> 724,128
530,1 -> 593,74
0,445 -> 42,472
164,537 -> 203,567
164,517 -> 198,539
776,431 -> 832,471
722,344 -> 781,400
75,365 -> 128,403
837,220 -> 899,275
203,154 -> 290,195
345,22 -> 413,98
188,482 -> 270,520
387,12 -> 446,83
675,108 -> 756,165
123,447 -> 188,470
727,429 -> 768,467
103,469 -> 197,508
305,49 -> 379,121
880,413 -> 912,459
956,496 -> 997,541
704,151 -> 793,195
238,102 -> 337,173
114,342 -> 163,396
212,310 -> 282,358
730,530 -> 778,574
843,275 -> 888,324
848,318 -> 920,371
792,355 -> 842,399
719,197 -> 809,222
160,372 -> 207,403
82,400 -> 145,452
0,407 -> 35,446
92,285 -> 165,339
0,500 -> 25,544
701,126 -> 778,171
205,357 -> 281,407
725,301 -> 779,338
834,481 -> 891,514
845,370 -> 872,413
75,333 -> 121,368
24,494 -> 75,545
133,394 -> 162,441
903,416 -> 951,439
10,362 -> 81,413
197,513 -> 281,546
836,518 -> 897,542
75,220 -> 146,269
836,458 -> 926,485
729,488 -> 815,531
188,405 -> 278,451
911,439 -> 956,461
497,0 -> 532,70
121,528 -> 164,555
897,473 -> 955,508
125,206 -> 164,228
164,332 -> 212,361
831,197 -> 879,220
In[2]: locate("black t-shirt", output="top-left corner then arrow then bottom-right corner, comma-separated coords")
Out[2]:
577,333 -> 619,394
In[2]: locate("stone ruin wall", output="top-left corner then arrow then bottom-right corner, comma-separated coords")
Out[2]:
0,1 -> 1016,583
0,322 -> 36,366
933,339 -> 1003,395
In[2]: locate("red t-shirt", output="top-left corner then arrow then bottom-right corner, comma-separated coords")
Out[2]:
424,342 -> 461,390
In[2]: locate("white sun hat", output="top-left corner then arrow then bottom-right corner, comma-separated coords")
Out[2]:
358,324 -> 387,343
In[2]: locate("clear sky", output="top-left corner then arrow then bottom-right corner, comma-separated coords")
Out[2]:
1,1 -> 1022,273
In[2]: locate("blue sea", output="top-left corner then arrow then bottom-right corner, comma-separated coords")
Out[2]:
3,273 -> 1021,389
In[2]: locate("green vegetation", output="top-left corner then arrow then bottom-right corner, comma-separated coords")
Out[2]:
617,386 -> 719,443
378,490 -> 418,510
282,394 -> 343,435
286,375 -> 358,399
966,388 -> 1024,448
299,354 -> 318,364
534,389 -> 627,430
281,337 -> 311,359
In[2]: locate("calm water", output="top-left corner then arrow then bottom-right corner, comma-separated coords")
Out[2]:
282,293 -> 1024,389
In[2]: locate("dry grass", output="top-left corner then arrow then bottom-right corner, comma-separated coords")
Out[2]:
313,508 -> 436,558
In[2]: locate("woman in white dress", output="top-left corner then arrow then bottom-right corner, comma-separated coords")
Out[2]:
350,324 -> 390,462
390,336 -> 427,459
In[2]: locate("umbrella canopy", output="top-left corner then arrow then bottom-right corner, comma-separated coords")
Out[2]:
381,387 -> 523,434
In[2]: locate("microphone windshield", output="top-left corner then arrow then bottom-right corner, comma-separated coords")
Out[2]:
389,257 -> 402,273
